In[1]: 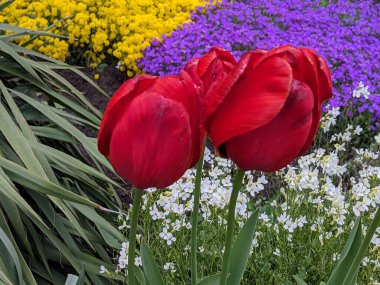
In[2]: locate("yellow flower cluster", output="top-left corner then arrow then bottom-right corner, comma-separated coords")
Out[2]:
0,0 -> 216,72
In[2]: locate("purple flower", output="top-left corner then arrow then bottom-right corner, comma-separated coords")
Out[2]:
140,0 -> 380,127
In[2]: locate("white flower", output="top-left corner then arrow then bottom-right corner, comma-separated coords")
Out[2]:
259,213 -> 270,223
353,81 -> 370,99
99,265 -> 108,274
135,256 -> 142,267
163,262 -> 176,273
115,61 -> 123,70
273,248 -> 281,256
354,125 -> 363,135
159,227 -> 176,245
375,133 -> 380,144
321,107 -> 340,132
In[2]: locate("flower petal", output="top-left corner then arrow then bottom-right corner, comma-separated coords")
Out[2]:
98,75 -> 156,156
225,80 -> 314,172
109,92 -> 192,189
207,55 -> 292,147
197,46 -> 236,78
150,72 -> 205,166
204,50 -> 267,118
297,48 -> 324,154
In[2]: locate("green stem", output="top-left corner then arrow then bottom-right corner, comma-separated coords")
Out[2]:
219,169 -> 245,285
344,206 -> 380,283
128,189 -> 144,285
191,148 -> 205,285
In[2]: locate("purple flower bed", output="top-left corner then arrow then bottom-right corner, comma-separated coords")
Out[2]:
140,0 -> 380,127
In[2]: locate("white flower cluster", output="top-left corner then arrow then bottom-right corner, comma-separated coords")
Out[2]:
116,241 -> 142,271
321,107 -> 341,132
352,81 -> 370,99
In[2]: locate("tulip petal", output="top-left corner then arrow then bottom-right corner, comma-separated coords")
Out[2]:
98,75 -> 156,156
297,48 -> 324,155
151,72 -> 205,166
225,80 -> 314,172
109,92 -> 192,189
197,46 -> 236,78
208,55 -> 292,147
204,50 -> 267,118
313,51 -> 333,102
184,58 -> 204,92
178,71 -> 207,167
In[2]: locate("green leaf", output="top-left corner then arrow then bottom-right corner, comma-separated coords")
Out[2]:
343,207 -> 380,285
0,227 -> 26,285
71,204 -> 123,247
228,209 -> 259,285
197,273 -> 222,285
326,218 -> 362,285
0,171 -> 45,225
31,126 -> 75,143
0,269 -> 14,285
31,142 -> 118,187
0,41 -> 42,82
12,90 -> 112,170
0,157 -> 99,207
76,266 -> 85,285
0,0 -> 14,12
294,275 -> 309,285
0,84 -> 46,177
141,241 -> 165,285
135,266 -> 146,285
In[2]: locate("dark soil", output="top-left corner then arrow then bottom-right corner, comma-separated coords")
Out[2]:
61,64 -> 127,113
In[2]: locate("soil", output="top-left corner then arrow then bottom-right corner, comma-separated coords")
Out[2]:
60,64 -> 127,113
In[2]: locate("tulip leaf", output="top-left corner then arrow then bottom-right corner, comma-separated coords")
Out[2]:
135,266 -> 146,285
228,209 -> 259,285
197,273 -> 222,285
326,218 -> 362,285
293,275 -> 309,285
141,241 -> 165,285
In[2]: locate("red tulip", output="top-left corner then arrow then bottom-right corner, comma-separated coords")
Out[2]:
98,72 -> 205,189
206,45 -> 332,172
184,47 -> 236,117
185,46 -> 236,92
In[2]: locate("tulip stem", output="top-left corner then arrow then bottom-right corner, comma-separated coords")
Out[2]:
128,189 -> 143,285
219,168 -> 245,285
191,148 -> 205,285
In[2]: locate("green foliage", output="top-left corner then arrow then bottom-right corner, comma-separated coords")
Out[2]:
0,24 -> 124,284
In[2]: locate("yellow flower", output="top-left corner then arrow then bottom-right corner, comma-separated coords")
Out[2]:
0,0 -> 219,69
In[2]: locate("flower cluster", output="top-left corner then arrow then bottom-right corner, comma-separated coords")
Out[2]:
0,0 -> 215,72
141,0 -> 380,127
